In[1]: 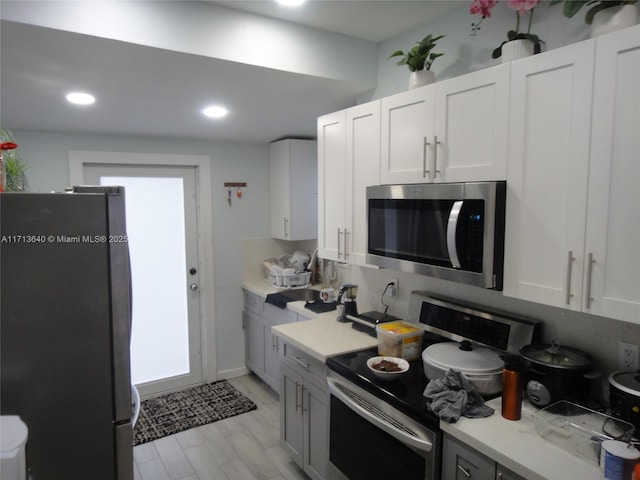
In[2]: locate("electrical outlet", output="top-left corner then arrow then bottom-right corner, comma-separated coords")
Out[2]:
385,278 -> 398,298
618,341 -> 640,371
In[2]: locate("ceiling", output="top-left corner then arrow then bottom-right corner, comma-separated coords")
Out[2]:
207,1 -> 460,43
0,1 -> 459,144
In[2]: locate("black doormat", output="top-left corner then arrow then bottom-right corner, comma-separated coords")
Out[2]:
133,380 -> 257,446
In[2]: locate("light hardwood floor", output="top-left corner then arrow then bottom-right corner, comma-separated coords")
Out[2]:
133,374 -> 309,480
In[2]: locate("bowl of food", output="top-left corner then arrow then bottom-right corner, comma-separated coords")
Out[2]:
366,356 -> 410,381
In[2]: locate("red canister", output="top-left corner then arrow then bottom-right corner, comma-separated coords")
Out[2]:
501,354 -> 524,421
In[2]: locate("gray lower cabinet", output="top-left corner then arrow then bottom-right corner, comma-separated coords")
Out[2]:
280,342 -> 329,480
443,434 -> 527,480
262,302 -> 296,390
496,464 -> 527,480
243,289 -> 296,393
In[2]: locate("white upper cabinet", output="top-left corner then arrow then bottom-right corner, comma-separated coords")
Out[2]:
504,25 -> 640,324
345,102 -> 381,265
270,139 -> 318,241
504,41 -> 594,310
504,40 -> 595,311
317,110 -> 347,261
380,84 -> 435,184
584,25 -> 640,323
318,101 -> 380,264
380,64 -> 509,184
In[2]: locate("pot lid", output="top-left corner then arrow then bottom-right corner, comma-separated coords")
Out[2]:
422,341 -> 503,375
609,371 -> 640,396
520,340 -> 592,369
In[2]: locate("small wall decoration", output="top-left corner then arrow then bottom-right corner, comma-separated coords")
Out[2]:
224,182 -> 247,207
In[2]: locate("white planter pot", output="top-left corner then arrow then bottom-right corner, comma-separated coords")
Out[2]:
501,39 -> 534,63
591,4 -> 638,38
408,70 -> 435,90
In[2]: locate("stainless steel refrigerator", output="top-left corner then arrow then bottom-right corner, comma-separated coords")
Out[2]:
1,186 -> 134,480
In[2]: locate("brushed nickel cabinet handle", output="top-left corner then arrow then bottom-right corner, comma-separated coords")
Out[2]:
433,135 -> 441,177
344,229 -> 350,261
283,217 -> 289,239
337,228 -> 343,259
292,356 -> 311,370
565,250 -> 575,305
457,464 -> 471,477
586,252 -> 595,309
423,136 -> 430,178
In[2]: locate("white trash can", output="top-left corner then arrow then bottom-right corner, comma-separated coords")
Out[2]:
1,416 -> 28,480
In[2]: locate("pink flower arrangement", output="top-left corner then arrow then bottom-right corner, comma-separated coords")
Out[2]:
470,0 -> 544,58
470,0 -> 498,21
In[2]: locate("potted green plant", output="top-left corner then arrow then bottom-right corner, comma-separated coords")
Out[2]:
1,126 -> 28,192
551,0 -> 638,36
388,34 -> 445,89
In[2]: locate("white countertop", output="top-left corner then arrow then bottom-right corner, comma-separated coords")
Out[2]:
442,397 -> 606,480
272,315 -> 378,362
242,280 -> 378,361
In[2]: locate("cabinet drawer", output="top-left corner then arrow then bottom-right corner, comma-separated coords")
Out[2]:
243,289 -> 263,315
282,343 -> 327,389
443,434 -> 495,480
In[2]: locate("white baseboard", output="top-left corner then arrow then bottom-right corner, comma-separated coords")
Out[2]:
215,366 -> 250,381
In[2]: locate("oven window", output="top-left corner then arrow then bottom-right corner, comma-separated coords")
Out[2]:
329,396 -> 426,480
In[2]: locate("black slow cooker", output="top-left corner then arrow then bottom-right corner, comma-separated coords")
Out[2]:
609,371 -> 640,437
520,340 -> 594,407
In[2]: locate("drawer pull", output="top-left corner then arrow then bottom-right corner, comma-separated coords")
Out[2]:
292,356 -> 311,369
457,464 -> 471,477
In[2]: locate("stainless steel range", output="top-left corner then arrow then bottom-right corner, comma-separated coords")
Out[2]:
326,291 -> 539,480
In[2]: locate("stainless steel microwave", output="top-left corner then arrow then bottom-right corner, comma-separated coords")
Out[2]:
366,181 -> 506,290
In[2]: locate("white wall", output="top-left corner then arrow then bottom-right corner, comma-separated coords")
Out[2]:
12,128 -> 270,378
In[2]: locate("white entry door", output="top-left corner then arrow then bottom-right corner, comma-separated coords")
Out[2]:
84,163 -> 203,397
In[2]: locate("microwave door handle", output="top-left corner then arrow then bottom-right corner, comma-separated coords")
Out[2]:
447,201 -> 463,269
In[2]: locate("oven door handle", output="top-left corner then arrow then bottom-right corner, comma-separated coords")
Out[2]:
446,201 -> 463,269
327,377 -> 433,453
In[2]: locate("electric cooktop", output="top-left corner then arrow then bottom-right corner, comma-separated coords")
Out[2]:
326,331 -> 445,431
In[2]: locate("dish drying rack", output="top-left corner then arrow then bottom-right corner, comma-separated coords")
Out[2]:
262,255 -> 311,289
532,400 -> 635,465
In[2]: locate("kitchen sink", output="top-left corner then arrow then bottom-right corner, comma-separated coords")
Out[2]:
280,288 -> 320,303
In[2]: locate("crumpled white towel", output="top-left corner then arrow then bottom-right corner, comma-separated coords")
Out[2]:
423,369 -> 494,423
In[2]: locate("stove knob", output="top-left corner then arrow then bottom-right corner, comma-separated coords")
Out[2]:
526,380 -> 551,406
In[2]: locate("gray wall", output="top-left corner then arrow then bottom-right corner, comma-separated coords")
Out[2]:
366,2 -> 591,101
12,129 -> 271,377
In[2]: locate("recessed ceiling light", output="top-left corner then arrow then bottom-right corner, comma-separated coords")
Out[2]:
276,0 -> 306,6
203,105 -> 228,119
66,92 -> 95,105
